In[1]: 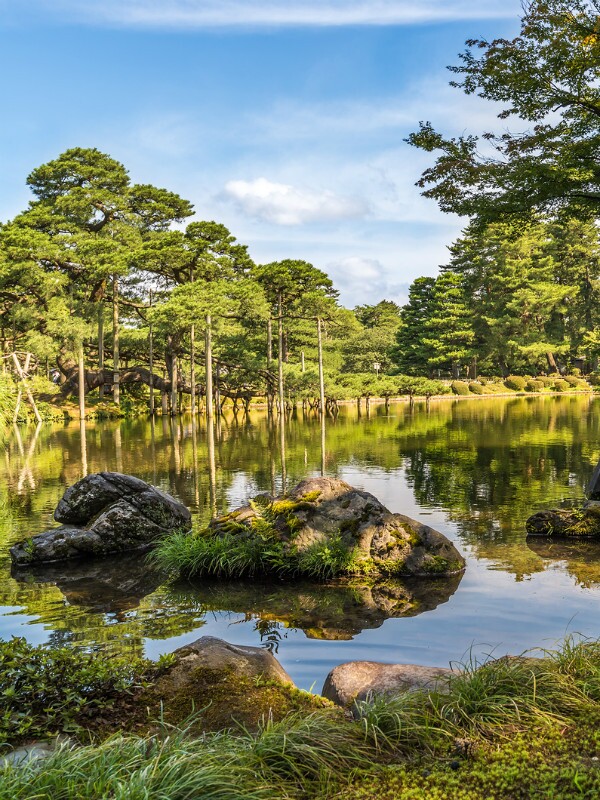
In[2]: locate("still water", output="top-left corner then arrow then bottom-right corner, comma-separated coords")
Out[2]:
2,395 -> 600,691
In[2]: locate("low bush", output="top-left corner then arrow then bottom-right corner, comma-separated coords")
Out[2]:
468,383 -> 485,395
553,379 -> 569,392
526,379 -> 544,392
588,373 -> 600,387
504,375 -> 527,391
0,638 -> 160,743
451,381 -> 470,395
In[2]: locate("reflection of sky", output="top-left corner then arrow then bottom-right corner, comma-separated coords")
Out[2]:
2,397 -> 600,691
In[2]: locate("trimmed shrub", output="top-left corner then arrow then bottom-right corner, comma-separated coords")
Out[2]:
478,377 -> 488,386
504,375 -> 527,391
553,379 -> 569,392
526,379 -> 544,392
469,382 -> 485,395
589,373 -> 600,387
451,381 -> 470,396
571,367 -> 581,376
564,375 -> 588,388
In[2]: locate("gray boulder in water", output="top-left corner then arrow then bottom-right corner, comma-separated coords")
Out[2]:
10,472 -> 191,566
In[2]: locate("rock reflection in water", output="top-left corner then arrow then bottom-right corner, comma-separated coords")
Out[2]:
12,553 -> 166,617
526,537 -> 600,588
166,572 -> 464,641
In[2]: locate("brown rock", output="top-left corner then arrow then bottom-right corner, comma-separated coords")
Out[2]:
322,660 -> 455,707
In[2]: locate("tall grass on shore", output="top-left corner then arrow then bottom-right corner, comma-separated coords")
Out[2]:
3,637 -> 600,799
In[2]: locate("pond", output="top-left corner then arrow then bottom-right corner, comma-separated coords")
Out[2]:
2,395 -> 600,692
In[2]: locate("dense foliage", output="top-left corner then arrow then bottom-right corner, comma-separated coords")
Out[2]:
0,637 -> 161,743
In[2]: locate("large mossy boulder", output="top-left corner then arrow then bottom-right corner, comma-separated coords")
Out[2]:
137,636 -> 331,733
193,477 -> 465,579
10,472 -> 191,566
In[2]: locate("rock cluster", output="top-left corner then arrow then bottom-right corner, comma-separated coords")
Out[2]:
10,472 -> 191,565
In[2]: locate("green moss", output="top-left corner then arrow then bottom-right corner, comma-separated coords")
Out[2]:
339,518 -> 360,536
142,667 -> 333,735
420,555 -> 451,574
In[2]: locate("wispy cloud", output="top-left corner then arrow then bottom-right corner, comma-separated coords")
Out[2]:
222,177 -> 367,225
20,0 -> 518,28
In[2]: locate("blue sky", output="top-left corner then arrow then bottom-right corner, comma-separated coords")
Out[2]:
0,1 -> 521,306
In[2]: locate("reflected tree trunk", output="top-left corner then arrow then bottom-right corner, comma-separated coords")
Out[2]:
320,412 -> 326,477
207,414 -> 217,517
192,416 -> 200,507
114,426 -> 123,473
279,411 -> 287,493
80,418 -> 88,478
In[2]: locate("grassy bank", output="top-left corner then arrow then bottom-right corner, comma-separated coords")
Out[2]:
2,636 -> 600,798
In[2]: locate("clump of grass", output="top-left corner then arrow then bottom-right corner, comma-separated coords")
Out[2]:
355,643 -> 590,755
0,729 -> 268,800
247,711 -> 372,791
151,530 -> 289,579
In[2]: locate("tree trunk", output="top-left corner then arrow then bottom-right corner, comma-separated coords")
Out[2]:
215,362 -> 221,413
546,352 -> 559,373
78,344 -> 86,421
148,321 -> 154,415
317,317 -> 325,415
98,304 -> 104,399
171,357 -> 178,416
112,276 -> 120,406
205,314 -> 213,418
267,318 -> 273,367
190,324 -> 196,415
277,293 -> 285,415
267,317 -> 274,414
301,350 -> 305,373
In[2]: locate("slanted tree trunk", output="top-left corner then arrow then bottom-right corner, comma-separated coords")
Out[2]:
112,276 -> 120,406
546,352 -> 559,373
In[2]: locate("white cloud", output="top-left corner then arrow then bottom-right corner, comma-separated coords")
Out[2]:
17,0 -> 519,28
222,177 -> 367,225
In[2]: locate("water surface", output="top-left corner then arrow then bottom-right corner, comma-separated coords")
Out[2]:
2,396 -> 600,691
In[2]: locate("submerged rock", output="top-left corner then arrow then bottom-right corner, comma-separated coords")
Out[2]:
211,476 -> 465,579
526,503 -> 600,538
322,660 -> 455,707
10,472 -> 191,566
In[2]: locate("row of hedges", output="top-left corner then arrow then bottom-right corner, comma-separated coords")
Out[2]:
451,375 -> 593,396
